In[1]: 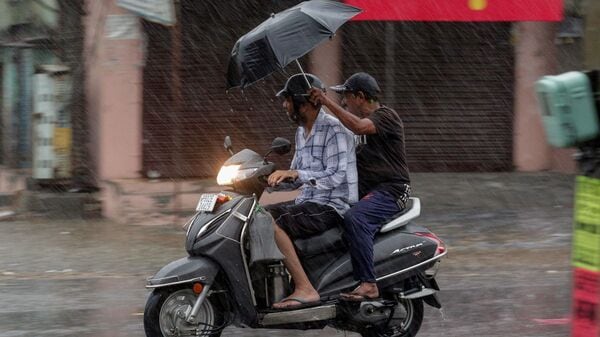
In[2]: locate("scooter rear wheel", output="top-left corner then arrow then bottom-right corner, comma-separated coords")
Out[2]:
360,298 -> 423,337
144,287 -> 225,337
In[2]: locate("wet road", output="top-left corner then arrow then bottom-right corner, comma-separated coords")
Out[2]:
0,205 -> 573,336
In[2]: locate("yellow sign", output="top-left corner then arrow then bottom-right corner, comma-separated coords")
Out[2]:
573,176 -> 600,271
468,0 -> 488,11
53,127 -> 72,178
53,127 -> 72,152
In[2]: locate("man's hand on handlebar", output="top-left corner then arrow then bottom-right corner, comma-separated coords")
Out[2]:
268,170 -> 299,187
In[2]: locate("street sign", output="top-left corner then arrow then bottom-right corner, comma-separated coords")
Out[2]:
572,176 -> 600,337
573,176 -> 600,271
117,0 -> 175,26
345,0 -> 563,22
573,268 -> 600,337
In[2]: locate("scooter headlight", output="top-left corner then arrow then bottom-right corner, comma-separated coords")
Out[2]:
217,165 -> 258,185
217,165 -> 240,185
236,167 -> 258,181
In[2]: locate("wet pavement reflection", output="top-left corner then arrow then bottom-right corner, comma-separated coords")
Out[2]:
0,205 -> 572,336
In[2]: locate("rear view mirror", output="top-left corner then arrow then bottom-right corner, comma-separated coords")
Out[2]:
271,137 -> 291,155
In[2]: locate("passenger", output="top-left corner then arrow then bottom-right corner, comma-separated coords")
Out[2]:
309,72 -> 411,301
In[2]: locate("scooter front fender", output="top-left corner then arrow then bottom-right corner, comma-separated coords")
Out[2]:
146,256 -> 219,289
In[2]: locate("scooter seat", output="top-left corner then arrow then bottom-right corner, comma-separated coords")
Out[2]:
380,198 -> 421,233
294,198 -> 421,257
294,227 -> 346,257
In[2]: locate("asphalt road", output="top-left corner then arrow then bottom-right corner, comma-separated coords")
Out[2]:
0,200 -> 573,337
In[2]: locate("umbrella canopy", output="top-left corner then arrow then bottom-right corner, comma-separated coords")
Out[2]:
226,0 -> 361,89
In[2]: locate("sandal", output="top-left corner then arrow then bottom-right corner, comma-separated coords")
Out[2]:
272,297 -> 322,310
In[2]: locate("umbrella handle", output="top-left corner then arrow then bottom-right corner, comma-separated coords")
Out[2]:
295,59 -> 312,89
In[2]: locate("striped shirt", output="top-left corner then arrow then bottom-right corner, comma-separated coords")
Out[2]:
291,109 -> 358,215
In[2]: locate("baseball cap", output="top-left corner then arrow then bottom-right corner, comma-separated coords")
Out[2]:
330,72 -> 381,98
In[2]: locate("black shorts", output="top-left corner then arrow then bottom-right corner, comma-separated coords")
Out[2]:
264,201 -> 343,240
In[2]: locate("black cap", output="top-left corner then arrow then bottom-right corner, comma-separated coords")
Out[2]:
330,72 -> 381,98
276,73 -> 325,98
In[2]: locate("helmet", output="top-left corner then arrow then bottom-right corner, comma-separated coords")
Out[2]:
276,73 -> 325,102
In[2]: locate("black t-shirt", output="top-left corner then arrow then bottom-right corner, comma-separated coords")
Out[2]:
357,106 -> 410,199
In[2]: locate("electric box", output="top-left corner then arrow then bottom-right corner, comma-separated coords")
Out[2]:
32,65 -> 72,180
535,71 -> 599,148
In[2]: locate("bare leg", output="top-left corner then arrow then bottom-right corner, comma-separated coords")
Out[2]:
272,224 -> 320,309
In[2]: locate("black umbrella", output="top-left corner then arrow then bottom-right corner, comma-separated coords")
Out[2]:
226,0 -> 361,89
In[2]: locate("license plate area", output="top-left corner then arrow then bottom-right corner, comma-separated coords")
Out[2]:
196,193 -> 218,212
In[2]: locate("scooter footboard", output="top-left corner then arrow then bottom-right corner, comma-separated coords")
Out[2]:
146,256 -> 219,288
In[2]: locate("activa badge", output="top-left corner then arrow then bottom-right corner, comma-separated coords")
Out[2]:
536,71 -> 599,148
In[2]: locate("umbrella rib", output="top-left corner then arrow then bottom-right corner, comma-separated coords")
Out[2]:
295,59 -> 312,88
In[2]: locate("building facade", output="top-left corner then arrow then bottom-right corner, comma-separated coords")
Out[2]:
0,0 -> 583,221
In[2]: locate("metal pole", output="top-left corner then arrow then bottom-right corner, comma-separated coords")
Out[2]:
186,284 -> 212,323
295,59 -> 312,89
171,0 -> 182,215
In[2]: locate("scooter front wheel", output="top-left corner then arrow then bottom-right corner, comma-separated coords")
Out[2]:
360,298 -> 423,337
144,287 -> 225,337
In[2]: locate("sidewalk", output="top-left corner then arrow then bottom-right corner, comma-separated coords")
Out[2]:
101,172 -> 575,226
409,172 -> 574,211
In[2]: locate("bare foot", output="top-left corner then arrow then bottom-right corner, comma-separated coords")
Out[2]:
340,282 -> 379,301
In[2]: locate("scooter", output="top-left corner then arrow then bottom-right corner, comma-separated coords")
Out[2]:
143,137 -> 447,337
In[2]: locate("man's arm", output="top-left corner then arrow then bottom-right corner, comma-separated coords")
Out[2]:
268,148 -> 302,188
309,88 -> 376,135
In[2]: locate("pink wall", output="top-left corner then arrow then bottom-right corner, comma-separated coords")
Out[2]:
309,33 -> 343,92
85,0 -> 143,180
513,22 -> 576,173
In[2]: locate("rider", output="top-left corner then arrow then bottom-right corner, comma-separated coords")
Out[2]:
309,72 -> 411,301
265,73 -> 358,309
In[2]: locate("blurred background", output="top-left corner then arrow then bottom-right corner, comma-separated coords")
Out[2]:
0,1 -> 596,336
0,0 -> 593,224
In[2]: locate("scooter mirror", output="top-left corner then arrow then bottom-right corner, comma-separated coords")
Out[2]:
271,137 -> 291,155
224,136 -> 234,155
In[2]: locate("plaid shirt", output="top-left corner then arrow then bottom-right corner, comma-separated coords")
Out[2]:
291,110 -> 358,214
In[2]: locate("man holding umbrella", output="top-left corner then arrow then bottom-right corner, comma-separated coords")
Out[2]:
309,72 -> 411,301
265,73 -> 358,310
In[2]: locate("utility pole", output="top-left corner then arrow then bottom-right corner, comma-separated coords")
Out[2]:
171,0 -> 183,216
171,0 -> 182,176
57,0 -> 94,191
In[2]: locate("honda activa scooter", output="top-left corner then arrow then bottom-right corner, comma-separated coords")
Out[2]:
144,137 -> 447,337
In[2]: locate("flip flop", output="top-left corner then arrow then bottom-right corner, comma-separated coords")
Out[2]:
272,297 -> 321,310
339,292 -> 380,302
